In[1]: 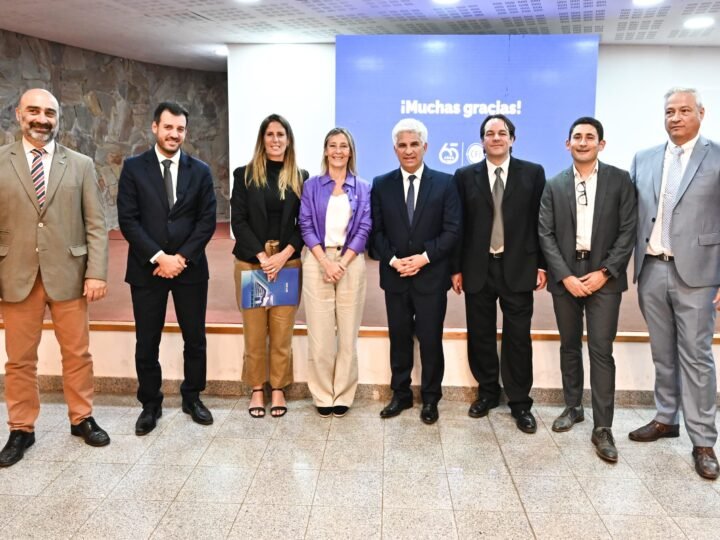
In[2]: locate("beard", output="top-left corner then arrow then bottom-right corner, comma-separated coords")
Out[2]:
27,122 -> 57,143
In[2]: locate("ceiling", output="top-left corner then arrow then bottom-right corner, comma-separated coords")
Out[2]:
0,0 -> 718,71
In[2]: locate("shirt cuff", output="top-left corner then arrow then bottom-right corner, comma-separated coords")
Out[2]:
150,250 -> 165,264
389,256 -> 397,267
422,251 -> 430,263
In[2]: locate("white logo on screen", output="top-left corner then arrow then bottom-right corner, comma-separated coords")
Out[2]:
439,142 -> 459,165
466,143 -> 484,164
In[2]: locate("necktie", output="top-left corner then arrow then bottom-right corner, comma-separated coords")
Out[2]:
406,174 -> 416,224
30,148 -> 46,209
162,159 -> 174,207
661,145 -> 684,250
490,167 -> 504,251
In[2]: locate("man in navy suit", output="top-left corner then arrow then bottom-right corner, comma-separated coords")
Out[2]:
371,118 -> 460,424
117,102 -> 217,435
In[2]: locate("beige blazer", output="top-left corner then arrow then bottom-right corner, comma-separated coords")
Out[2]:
0,140 -> 108,302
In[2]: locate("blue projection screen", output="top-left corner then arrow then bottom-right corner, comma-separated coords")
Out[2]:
336,35 -> 599,179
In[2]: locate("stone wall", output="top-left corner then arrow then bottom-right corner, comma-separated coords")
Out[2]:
0,30 -> 230,226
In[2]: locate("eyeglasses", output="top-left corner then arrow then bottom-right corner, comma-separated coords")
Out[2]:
576,181 -> 587,206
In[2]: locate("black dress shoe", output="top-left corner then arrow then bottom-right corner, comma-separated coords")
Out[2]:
420,403 -> 439,425
70,416 -> 110,447
468,397 -> 499,418
512,410 -> 537,434
592,427 -> 619,463
380,398 -> 413,419
552,405 -> 585,432
0,430 -> 35,467
135,406 -> 162,436
182,399 -> 214,425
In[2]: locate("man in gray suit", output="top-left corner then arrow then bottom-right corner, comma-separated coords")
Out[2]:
630,87 -> 720,480
539,117 -> 636,462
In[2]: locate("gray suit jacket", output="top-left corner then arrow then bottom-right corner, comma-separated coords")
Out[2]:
632,135 -> 720,287
0,140 -> 108,302
539,162 -> 637,295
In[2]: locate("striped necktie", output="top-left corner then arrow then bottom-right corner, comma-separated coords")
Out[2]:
30,148 -> 46,209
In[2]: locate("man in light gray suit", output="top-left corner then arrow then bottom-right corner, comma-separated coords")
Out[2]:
630,87 -> 720,480
539,117 -> 637,463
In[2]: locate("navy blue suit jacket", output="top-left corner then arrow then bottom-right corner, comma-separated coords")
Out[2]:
370,165 -> 460,294
117,149 -> 217,287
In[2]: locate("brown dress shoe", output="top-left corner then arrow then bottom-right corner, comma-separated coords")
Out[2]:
692,447 -> 719,480
628,420 -> 679,442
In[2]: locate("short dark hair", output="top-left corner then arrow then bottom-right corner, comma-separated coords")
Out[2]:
480,114 -> 516,140
153,101 -> 189,124
568,116 -> 604,141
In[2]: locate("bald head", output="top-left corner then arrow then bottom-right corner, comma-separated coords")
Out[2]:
16,88 -> 60,148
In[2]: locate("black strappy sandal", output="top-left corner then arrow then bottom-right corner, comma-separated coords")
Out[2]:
270,388 -> 288,418
248,388 -> 266,418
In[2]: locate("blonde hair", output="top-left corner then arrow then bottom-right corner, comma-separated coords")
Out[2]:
245,113 -> 303,199
320,127 -> 357,176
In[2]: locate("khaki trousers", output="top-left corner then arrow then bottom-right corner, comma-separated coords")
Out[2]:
2,273 -> 94,430
302,248 -> 366,407
234,248 -> 300,389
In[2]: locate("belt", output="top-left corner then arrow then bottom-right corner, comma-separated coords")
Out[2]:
648,253 -> 674,262
489,252 -> 503,259
575,250 -> 591,260
325,246 -> 342,251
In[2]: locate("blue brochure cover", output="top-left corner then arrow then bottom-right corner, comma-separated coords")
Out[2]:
241,268 -> 299,308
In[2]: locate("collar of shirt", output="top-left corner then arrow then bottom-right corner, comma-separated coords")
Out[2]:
573,161 -> 598,184
487,156 -> 510,186
22,138 -> 55,160
401,164 -> 424,183
155,145 -> 180,168
320,171 -> 356,189
665,132 -> 700,157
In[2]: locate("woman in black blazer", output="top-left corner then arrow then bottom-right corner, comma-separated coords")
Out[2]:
231,114 -> 307,417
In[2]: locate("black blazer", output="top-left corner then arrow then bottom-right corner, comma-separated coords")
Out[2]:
230,165 -> 308,263
539,161 -> 637,295
452,157 -> 546,294
117,149 -> 217,287
370,165 -> 460,294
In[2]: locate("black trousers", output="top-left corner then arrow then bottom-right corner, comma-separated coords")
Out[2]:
384,288 -> 448,405
465,257 -> 534,414
552,259 -> 621,428
131,280 -> 208,409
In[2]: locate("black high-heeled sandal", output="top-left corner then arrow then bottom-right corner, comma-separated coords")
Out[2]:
248,388 -> 266,418
270,388 -> 288,418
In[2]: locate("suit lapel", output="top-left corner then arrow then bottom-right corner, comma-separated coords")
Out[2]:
473,161 -> 493,207
675,137 -> 709,204
391,169 -> 411,229
591,162 -> 609,242
43,144 -> 68,213
8,142 -> 42,213
503,158 -> 518,201
144,150 -> 170,212
651,145 -> 665,202
563,168 -> 577,230
174,151 -> 190,208
411,166 -> 434,228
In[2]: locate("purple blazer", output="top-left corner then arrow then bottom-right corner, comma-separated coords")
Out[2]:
299,172 -> 372,254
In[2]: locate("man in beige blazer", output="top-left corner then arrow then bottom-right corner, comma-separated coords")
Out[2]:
0,88 -> 110,468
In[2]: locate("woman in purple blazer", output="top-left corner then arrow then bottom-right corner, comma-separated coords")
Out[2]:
299,127 -> 371,417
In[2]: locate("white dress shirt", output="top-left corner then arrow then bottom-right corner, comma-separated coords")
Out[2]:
574,161 -> 598,251
390,165 -> 429,266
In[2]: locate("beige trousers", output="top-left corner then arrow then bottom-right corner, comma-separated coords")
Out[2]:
234,245 -> 300,389
2,274 -> 94,430
302,248 -> 366,407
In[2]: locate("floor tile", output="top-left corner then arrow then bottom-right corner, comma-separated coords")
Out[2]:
513,475 -> 595,514
22,430 -> 86,462
384,441 -> 445,472
527,512 -> 610,539
642,475 -> 720,517
176,465 -> 254,503
327,416 -> 385,441
339,399 -> 386,417
0,495 -> 33,526
109,463 -> 193,500
41,461 -> 130,499
455,510 -> 533,540
490,411 -> 555,446
443,443 -> 508,476
74,499 -> 170,540
382,508 -> 458,540
259,439 -> 326,470
271,414 -> 332,441
3,495 -> 100,539
313,470 -> 382,508
198,437 -> 268,468
151,500 -> 239,539
247,468 -> 320,506
558,444 -> 638,478
501,442 -> 573,476
383,472 -> 452,510
74,433 -> 154,464
229,504 -> 311,539
216,409 -> 278,439
160,409 -> 229,438
383,415 -> 441,444
321,439 -> 383,471
438,417 -> 497,445
672,516 -> 720,539
577,476 -> 665,516
137,432 -> 212,466
306,506 -> 382,539
600,514 -> 685,539
621,443 -> 696,479
447,473 -> 522,512
0,460 -> 69,496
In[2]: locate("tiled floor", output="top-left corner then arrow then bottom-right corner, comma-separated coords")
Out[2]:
0,394 -> 719,539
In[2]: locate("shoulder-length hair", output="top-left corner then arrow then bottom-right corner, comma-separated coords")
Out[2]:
320,127 -> 357,176
245,113 -> 303,199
